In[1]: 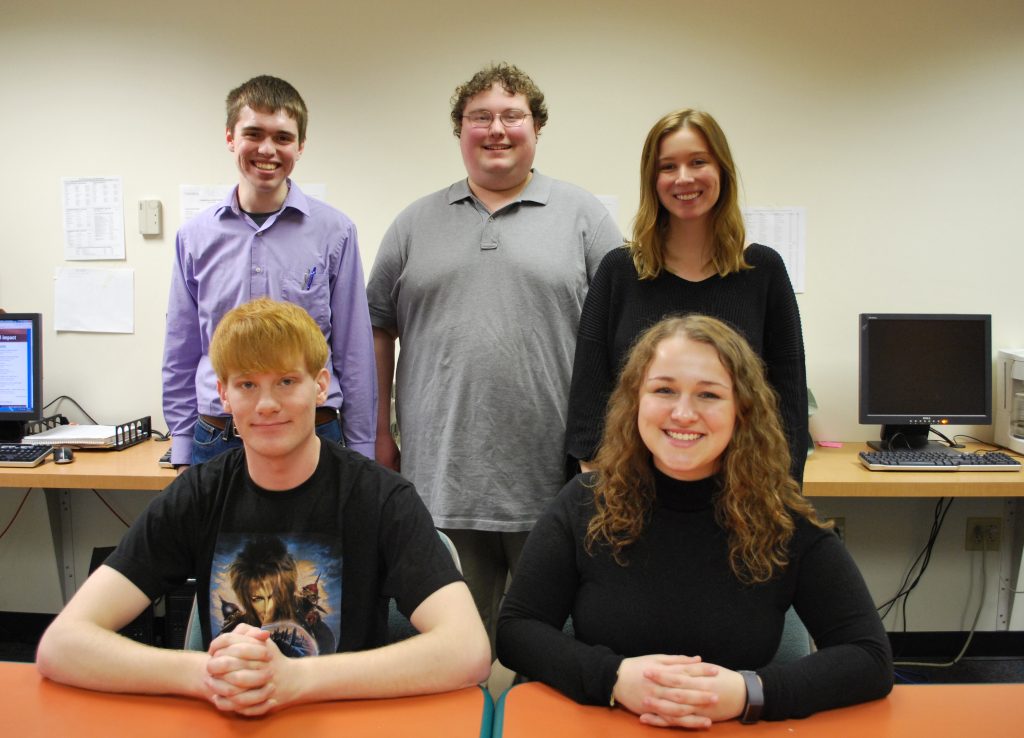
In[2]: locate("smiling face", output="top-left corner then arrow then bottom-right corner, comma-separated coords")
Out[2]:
226,105 -> 304,212
655,126 -> 721,227
217,361 -> 328,465
459,83 -> 538,197
638,334 -> 736,480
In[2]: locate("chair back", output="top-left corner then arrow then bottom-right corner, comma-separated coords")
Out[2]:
387,530 -> 463,642
770,606 -> 813,664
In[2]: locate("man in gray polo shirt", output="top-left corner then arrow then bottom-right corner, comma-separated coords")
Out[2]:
366,63 -> 622,649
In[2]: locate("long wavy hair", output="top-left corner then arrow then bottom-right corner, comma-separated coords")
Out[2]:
629,109 -> 748,280
585,315 -> 826,583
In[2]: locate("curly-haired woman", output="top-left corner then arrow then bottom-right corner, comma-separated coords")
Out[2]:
499,315 -> 890,729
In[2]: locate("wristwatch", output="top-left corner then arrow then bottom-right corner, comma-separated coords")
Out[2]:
738,670 -> 764,724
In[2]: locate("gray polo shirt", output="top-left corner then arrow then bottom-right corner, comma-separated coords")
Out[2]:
367,171 -> 622,531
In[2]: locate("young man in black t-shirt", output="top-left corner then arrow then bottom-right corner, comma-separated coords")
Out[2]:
38,298 -> 489,715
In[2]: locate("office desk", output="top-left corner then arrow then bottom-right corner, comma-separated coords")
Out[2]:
494,681 -> 1024,738
803,443 -> 1024,498
0,439 -> 175,603
9,439 -> 1022,498
804,442 -> 1024,628
0,438 -> 176,491
2,663 -> 492,738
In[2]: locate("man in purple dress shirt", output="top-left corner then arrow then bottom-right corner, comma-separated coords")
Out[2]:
162,75 -> 376,469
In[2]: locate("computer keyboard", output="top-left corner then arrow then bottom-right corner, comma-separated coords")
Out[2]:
0,443 -> 53,468
859,449 -> 1022,472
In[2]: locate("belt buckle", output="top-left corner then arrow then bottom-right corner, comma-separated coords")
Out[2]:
222,417 -> 239,441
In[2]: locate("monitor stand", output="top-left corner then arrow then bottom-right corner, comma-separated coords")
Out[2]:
0,421 -> 26,443
868,424 -> 955,453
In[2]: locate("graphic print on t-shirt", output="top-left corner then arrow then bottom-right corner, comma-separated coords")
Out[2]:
210,533 -> 342,657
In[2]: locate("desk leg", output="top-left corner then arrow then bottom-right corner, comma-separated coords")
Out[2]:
1006,499 -> 1023,630
43,489 -> 76,604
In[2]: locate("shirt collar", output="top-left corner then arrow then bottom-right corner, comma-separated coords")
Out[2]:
448,169 -> 551,207
216,179 -> 311,219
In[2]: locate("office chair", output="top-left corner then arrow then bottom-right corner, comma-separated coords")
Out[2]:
770,606 -> 813,664
386,530 -> 462,643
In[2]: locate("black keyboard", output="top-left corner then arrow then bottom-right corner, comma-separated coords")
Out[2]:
0,443 -> 53,468
859,449 -> 1022,472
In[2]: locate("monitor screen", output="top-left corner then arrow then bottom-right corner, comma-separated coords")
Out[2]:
859,313 -> 991,450
0,313 -> 43,441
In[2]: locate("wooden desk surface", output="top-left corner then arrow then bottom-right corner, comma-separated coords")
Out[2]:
2,663 -> 489,738
2,439 -> 1022,498
0,438 -> 176,491
496,681 -> 1024,738
803,443 -> 1024,497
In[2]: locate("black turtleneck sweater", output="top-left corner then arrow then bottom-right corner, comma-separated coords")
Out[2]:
496,471 -> 892,720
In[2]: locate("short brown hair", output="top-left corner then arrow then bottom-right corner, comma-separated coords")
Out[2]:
450,63 -> 548,138
210,298 -> 327,381
226,75 -> 309,144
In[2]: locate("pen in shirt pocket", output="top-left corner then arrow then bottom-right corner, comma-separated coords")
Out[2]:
304,266 -> 317,290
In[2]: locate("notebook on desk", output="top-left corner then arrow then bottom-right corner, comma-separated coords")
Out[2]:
21,424 -> 118,447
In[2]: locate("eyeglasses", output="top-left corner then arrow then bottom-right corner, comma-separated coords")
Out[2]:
462,109 -> 532,128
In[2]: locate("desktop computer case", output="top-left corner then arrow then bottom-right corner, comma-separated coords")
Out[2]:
995,349 -> 1024,454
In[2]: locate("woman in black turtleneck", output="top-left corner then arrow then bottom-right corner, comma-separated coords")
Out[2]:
498,315 -> 891,729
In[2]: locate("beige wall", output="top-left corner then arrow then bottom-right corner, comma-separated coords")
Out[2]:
2,0 -> 1023,627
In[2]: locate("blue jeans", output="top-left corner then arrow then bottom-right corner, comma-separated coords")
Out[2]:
191,415 -> 343,465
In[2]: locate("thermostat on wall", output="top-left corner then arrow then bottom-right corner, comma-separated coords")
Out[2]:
138,199 -> 162,236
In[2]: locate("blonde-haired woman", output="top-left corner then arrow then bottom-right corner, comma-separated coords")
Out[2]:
499,315 -> 891,728
565,109 -> 807,483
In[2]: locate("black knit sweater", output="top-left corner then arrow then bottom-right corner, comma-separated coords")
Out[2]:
565,244 -> 808,482
496,470 -> 893,720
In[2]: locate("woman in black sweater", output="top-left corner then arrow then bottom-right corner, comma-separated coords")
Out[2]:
499,316 -> 891,729
565,109 -> 807,483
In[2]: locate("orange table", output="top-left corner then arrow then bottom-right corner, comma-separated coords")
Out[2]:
2,662 -> 492,738
495,681 -> 1024,737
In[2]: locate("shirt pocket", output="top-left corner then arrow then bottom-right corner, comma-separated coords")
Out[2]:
281,269 -> 331,327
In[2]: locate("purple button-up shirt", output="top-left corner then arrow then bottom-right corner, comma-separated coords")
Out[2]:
162,182 -> 376,464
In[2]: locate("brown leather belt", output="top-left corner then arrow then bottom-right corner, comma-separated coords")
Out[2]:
200,407 -> 339,430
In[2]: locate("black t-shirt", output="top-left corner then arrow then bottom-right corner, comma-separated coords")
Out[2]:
106,441 -> 460,653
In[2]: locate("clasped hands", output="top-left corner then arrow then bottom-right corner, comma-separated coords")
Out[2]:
200,623 -> 297,716
612,654 -> 747,730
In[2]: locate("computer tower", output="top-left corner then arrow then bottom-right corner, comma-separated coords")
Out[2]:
163,580 -> 197,650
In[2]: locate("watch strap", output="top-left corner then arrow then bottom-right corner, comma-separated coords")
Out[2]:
738,670 -> 764,724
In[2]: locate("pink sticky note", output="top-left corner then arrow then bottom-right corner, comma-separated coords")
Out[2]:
817,441 -> 843,448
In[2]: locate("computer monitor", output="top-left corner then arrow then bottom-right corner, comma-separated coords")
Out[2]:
859,313 -> 991,451
0,313 -> 43,442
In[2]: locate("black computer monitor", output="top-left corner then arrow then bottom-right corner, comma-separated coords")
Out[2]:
0,313 -> 43,442
858,313 -> 991,451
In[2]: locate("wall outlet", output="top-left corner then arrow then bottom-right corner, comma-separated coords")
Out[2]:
827,517 -> 846,543
965,517 -> 1001,551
